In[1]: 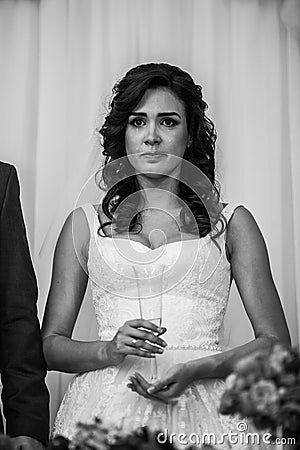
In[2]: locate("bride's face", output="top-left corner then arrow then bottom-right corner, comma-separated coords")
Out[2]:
125,87 -> 191,178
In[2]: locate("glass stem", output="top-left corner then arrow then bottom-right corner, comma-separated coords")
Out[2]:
151,356 -> 158,381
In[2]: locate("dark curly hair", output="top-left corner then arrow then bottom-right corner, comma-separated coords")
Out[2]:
97,62 -> 225,239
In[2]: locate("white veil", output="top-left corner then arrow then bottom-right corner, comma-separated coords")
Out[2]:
38,139 -> 105,344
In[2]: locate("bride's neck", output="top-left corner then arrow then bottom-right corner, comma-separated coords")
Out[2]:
137,175 -> 180,211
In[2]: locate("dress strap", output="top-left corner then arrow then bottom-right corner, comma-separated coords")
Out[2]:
222,202 -> 244,222
81,203 -> 99,236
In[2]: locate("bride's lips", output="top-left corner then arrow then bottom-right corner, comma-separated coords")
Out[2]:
141,153 -> 167,159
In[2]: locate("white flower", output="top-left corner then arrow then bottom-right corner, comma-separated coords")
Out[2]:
226,373 -> 237,389
250,380 -> 279,417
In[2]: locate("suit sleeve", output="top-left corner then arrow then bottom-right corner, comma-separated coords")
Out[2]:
0,166 -> 49,443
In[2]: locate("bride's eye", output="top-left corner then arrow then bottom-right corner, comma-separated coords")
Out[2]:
129,118 -> 146,128
161,118 -> 177,127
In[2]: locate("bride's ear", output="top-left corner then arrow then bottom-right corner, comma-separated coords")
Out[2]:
187,135 -> 193,148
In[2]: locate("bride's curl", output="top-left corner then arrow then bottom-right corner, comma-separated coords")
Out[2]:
96,62 -> 226,238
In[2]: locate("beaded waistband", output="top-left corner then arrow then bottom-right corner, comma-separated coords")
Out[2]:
166,343 -> 222,351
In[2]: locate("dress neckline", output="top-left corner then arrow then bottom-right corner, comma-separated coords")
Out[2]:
91,202 -> 228,251
100,234 -> 211,252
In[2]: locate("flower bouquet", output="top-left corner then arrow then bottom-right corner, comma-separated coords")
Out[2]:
219,343 -> 300,445
45,419 -> 216,450
45,419 -> 179,450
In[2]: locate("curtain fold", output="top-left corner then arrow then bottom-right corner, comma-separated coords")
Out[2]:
1,0 -> 299,425
0,0 -> 39,243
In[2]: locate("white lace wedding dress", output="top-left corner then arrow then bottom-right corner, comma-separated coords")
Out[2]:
52,203 -> 265,449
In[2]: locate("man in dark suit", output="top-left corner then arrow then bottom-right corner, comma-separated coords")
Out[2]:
0,162 -> 49,449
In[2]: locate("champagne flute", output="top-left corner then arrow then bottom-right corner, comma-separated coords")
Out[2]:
132,263 -> 165,381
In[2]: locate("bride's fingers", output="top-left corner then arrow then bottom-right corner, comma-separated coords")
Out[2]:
130,375 -> 169,403
129,382 -> 153,400
132,373 -> 165,394
130,329 -> 167,353
128,376 -> 158,401
133,372 -> 169,393
125,336 -> 164,355
126,319 -> 166,336
129,328 -> 167,349
147,376 -> 174,394
121,337 -> 156,357
133,373 -> 178,400
132,372 -> 149,385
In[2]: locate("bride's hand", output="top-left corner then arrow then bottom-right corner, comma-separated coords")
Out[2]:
128,364 -> 193,402
106,319 -> 167,366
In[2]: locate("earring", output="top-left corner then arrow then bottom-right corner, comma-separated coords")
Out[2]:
116,161 -> 123,174
187,138 -> 192,148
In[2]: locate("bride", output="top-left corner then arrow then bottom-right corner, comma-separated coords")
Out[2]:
42,63 -> 290,448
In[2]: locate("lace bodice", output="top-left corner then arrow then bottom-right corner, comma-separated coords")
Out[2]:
82,203 -> 236,350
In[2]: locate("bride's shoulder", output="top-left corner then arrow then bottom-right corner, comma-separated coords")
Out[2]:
61,207 -> 91,244
222,202 -> 245,219
53,207 -> 91,263
225,205 -> 265,255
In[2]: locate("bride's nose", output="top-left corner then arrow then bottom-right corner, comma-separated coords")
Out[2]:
144,124 -> 161,146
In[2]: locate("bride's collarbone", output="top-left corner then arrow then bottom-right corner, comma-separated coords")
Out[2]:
95,205 -> 199,249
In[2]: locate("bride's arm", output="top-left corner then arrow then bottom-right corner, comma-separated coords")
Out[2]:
42,208 -> 106,373
186,205 -> 291,381
129,206 -> 291,400
42,208 -> 166,374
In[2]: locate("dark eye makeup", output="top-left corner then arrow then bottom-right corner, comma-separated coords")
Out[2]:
128,116 -> 179,128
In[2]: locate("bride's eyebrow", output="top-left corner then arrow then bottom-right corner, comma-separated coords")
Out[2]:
129,111 -> 182,118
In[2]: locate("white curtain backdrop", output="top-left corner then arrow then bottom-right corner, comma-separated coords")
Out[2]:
1,0 -> 300,425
